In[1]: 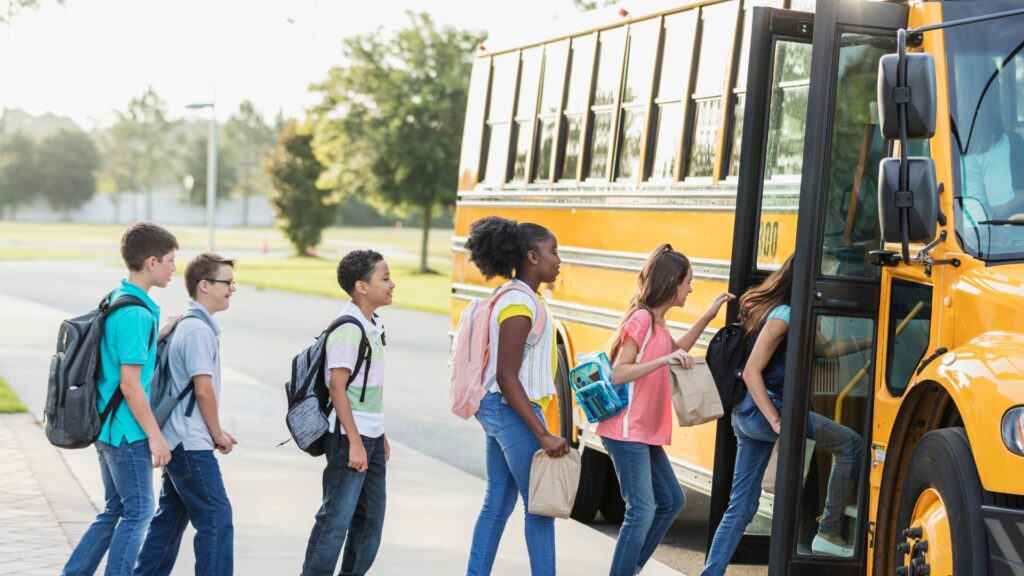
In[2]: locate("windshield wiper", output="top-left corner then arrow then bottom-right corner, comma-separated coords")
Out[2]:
978,220 -> 1024,226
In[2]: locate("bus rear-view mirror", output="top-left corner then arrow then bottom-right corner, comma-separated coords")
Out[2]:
877,52 -> 936,140
878,157 -> 938,243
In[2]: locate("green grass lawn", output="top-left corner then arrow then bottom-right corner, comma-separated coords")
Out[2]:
0,221 -> 452,261
0,246 -> 108,260
235,256 -> 451,315
0,221 -> 456,315
0,377 -> 28,414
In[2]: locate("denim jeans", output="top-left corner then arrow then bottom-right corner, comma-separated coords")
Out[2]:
302,433 -> 387,576
602,438 -> 685,576
63,439 -> 154,576
467,392 -> 555,576
134,446 -> 233,576
702,394 -> 864,576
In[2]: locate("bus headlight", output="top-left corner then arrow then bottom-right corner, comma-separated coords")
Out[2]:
1002,407 -> 1024,456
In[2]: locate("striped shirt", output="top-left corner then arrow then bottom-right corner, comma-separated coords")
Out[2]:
324,302 -> 385,438
482,281 -> 556,402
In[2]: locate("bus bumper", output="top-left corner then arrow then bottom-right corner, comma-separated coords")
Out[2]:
982,504 -> 1024,574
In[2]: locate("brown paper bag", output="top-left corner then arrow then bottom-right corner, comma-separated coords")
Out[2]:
528,449 -> 582,518
669,358 -> 724,427
762,440 -> 780,494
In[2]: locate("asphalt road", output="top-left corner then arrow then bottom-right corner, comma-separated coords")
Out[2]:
0,258 -> 767,576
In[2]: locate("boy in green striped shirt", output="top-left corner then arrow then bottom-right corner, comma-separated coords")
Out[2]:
302,250 -> 393,576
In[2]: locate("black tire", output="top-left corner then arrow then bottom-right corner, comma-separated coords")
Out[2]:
571,445 -> 609,523
554,344 -> 577,446
600,463 -> 626,524
893,427 -> 988,575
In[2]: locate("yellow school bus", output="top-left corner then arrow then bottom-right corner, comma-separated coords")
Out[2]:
450,0 -> 1024,573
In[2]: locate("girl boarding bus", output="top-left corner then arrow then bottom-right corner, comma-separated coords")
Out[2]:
452,0 -> 1024,573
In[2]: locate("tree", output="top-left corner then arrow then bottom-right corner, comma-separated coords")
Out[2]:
0,0 -> 61,25
104,88 -> 177,220
572,0 -> 616,9
308,12 -> 482,273
0,132 -> 38,218
184,134 -> 237,207
265,121 -> 338,256
39,129 -> 100,217
223,100 -> 275,226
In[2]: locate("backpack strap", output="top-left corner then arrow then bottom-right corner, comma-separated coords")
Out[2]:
323,315 -> 374,406
97,293 -> 157,443
489,281 -> 548,347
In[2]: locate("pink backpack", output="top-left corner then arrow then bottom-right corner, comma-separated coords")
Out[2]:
449,281 -> 548,419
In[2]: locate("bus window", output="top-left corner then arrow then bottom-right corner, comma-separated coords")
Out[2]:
560,34 -> 596,181
616,18 -> 660,181
946,5 -> 1024,261
884,280 -> 932,396
686,0 -> 740,179
796,314 -> 873,557
534,41 -> 569,182
755,40 -> 811,271
787,0 -> 815,12
818,33 -> 895,278
649,10 -> 697,181
510,47 -> 542,183
587,27 -> 626,180
458,58 -> 491,191
483,53 -> 519,186
727,0 -> 785,178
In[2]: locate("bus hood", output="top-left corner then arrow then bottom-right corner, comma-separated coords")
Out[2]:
953,264 -> 1024,353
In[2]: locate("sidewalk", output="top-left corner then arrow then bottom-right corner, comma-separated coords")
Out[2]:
0,289 -> 684,575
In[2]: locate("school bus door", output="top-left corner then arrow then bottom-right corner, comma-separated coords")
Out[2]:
712,1 -> 908,574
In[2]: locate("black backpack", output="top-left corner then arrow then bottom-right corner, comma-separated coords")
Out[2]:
284,315 -> 374,457
45,292 -> 155,449
705,322 -> 749,409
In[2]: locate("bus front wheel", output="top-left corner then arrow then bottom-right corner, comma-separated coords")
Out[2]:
893,427 -> 987,576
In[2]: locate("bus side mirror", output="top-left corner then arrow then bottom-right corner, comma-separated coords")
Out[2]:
878,157 -> 937,243
877,52 -> 936,140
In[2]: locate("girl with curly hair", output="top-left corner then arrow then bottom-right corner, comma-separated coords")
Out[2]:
463,216 -> 570,576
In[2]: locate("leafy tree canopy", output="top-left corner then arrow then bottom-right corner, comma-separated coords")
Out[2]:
265,120 -> 338,255
308,11 -> 482,272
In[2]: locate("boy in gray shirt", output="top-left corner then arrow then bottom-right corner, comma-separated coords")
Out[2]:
136,253 -> 238,576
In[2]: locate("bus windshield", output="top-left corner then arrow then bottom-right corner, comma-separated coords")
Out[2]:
945,2 -> 1024,261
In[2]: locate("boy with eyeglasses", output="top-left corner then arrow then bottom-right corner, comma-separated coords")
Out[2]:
136,252 -> 238,576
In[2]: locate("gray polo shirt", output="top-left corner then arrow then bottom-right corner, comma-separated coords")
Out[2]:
162,301 -> 221,451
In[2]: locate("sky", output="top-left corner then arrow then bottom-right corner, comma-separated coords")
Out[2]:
0,0 -> 580,130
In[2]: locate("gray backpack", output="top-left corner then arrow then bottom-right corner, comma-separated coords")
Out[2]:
45,292 -> 155,449
150,311 -> 208,429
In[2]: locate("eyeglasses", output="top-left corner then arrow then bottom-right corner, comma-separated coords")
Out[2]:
205,278 -> 236,287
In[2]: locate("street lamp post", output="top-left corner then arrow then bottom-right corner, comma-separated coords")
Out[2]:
186,102 -> 217,251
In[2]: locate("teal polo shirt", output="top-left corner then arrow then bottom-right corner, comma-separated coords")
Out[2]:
96,280 -> 160,446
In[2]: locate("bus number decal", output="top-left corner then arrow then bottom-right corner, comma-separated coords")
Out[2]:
758,220 -> 779,258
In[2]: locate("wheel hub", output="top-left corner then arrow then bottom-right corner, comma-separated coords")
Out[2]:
897,487 -> 952,576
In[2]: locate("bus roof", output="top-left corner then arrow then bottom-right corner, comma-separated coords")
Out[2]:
479,0 -> 721,57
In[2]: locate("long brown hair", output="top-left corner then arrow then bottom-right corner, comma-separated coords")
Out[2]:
738,254 -> 795,337
608,244 -> 691,359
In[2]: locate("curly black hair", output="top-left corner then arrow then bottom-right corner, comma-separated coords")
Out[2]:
337,249 -> 384,296
464,216 -> 551,280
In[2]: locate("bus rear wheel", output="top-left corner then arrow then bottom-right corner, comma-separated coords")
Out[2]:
893,427 -> 987,575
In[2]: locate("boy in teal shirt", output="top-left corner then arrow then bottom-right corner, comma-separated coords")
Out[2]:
63,221 -> 179,576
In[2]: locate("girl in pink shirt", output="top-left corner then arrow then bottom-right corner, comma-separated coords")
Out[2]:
596,244 -> 733,576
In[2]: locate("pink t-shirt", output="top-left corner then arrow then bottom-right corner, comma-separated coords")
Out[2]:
596,310 -> 674,445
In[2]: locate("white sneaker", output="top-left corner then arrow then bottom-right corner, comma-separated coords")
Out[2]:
811,534 -> 854,556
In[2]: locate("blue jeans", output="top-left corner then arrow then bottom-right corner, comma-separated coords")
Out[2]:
63,439 -> 154,576
134,446 -> 233,576
467,392 -> 555,576
602,438 -> 686,576
702,394 -> 864,576
302,433 -> 387,576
